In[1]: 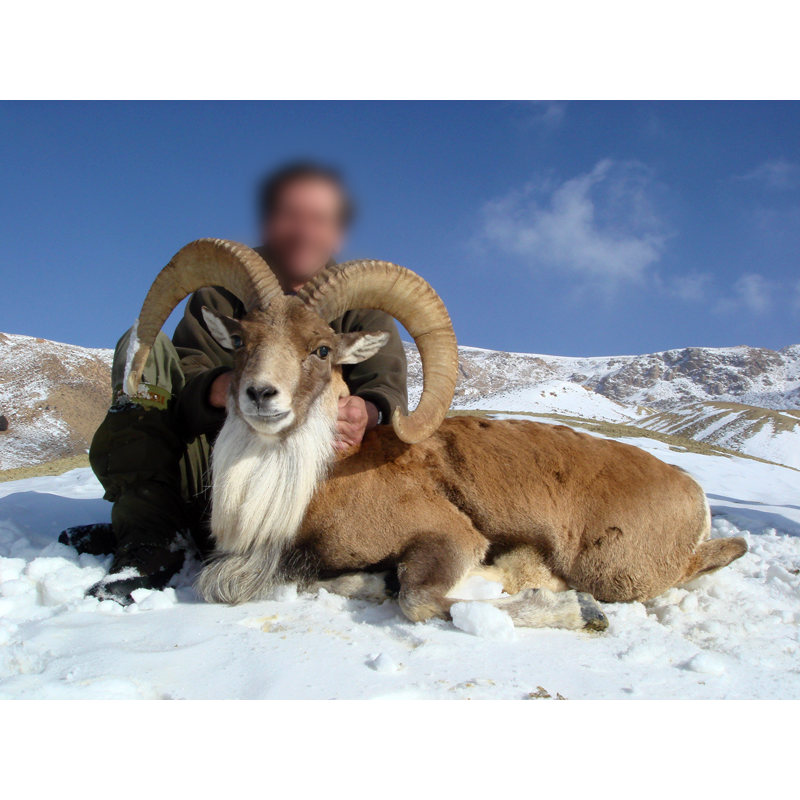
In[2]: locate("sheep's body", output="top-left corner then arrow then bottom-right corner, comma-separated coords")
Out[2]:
199,410 -> 747,628
297,416 -> 713,603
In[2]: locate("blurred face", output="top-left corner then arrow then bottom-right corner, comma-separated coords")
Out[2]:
261,177 -> 347,286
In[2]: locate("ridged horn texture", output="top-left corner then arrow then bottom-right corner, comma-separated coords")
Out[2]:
297,261 -> 458,444
125,239 -> 280,396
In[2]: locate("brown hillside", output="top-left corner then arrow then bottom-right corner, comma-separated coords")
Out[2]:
0,333 -> 113,469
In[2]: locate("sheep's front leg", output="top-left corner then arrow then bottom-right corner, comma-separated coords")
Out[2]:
397,525 -> 489,623
312,572 -> 394,603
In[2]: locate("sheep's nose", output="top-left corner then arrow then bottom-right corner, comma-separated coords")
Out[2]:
246,384 -> 278,404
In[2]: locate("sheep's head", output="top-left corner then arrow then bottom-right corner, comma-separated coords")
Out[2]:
201,297 -> 389,436
124,239 -> 458,444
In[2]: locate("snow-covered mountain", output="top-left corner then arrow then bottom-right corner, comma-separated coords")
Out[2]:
405,341 -> 800,469
2,331 -> 799,472
454,379 -> 644,423
406,342 -> 800,412
0,333 -> 112,470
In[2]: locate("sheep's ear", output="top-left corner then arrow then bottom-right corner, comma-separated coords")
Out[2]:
201,306 -> 242,351
334,331 -> 391,364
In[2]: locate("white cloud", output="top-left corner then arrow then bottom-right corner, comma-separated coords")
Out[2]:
792,280 -> 800,312
480,159 -> 667,286
527,101 -> 567,129
715,273 -> 775,315
735,273 -> 773,313
664,272 -> 713,302
738,158 -> 800,190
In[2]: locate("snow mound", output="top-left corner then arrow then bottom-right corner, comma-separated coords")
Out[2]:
451,601 -> 516,641
368,653 -> 400,672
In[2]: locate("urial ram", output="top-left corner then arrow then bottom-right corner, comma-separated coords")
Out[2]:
124,239 -> 747,631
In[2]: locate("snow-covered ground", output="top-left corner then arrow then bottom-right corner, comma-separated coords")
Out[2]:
458,380 -> 644,422
638,403 -> 800,470
2,430 -> 799,699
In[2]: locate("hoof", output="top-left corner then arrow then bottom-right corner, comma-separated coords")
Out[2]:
577,592 -> 609,632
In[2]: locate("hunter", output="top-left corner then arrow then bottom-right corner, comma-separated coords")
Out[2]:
60,163 -> 408,604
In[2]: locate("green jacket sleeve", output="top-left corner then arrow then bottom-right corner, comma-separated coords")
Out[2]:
172,287 -> 242,438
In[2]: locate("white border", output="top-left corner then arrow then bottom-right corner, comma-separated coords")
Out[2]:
2,701 -> 795,793
2,1 -> 799,100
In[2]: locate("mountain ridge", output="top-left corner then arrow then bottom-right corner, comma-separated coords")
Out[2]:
406,341 -> 800,412
2,331 -> 799,471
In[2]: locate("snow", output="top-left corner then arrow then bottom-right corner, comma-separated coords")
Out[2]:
368,653 -> 400,672
638,403 -> 800,469
686,652 -> 727,675
1,449 -> 799,699
462,380 -> 643,422
727,421 -> 800,470
451,602 -> 516,641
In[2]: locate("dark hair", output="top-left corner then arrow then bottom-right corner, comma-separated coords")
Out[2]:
257,161 -> 355,227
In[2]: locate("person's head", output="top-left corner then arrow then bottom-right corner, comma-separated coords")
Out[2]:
257,162 -> 355,288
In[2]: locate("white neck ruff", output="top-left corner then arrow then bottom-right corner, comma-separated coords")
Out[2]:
210,402 -> 336,565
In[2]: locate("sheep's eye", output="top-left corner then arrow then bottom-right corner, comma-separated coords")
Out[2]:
314,346 -> 330,359
231,335 -> 244,349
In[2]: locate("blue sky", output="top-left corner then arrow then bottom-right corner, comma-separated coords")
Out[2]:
1,101 -> 798,356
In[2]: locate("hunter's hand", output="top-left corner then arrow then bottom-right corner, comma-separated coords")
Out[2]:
209,372 -> 233,409
336,396 -> 379,451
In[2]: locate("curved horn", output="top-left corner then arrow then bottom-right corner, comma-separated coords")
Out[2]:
296,261 -> 458,444
124,239 -> 281,396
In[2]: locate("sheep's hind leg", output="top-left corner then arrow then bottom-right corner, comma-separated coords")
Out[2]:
484,588 -> 609,631
393,521 -> 607,631
474,543 -> 570,594
466,544 -> 608,631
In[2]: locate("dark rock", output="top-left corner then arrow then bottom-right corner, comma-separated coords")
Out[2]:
0,415 -> 8,432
